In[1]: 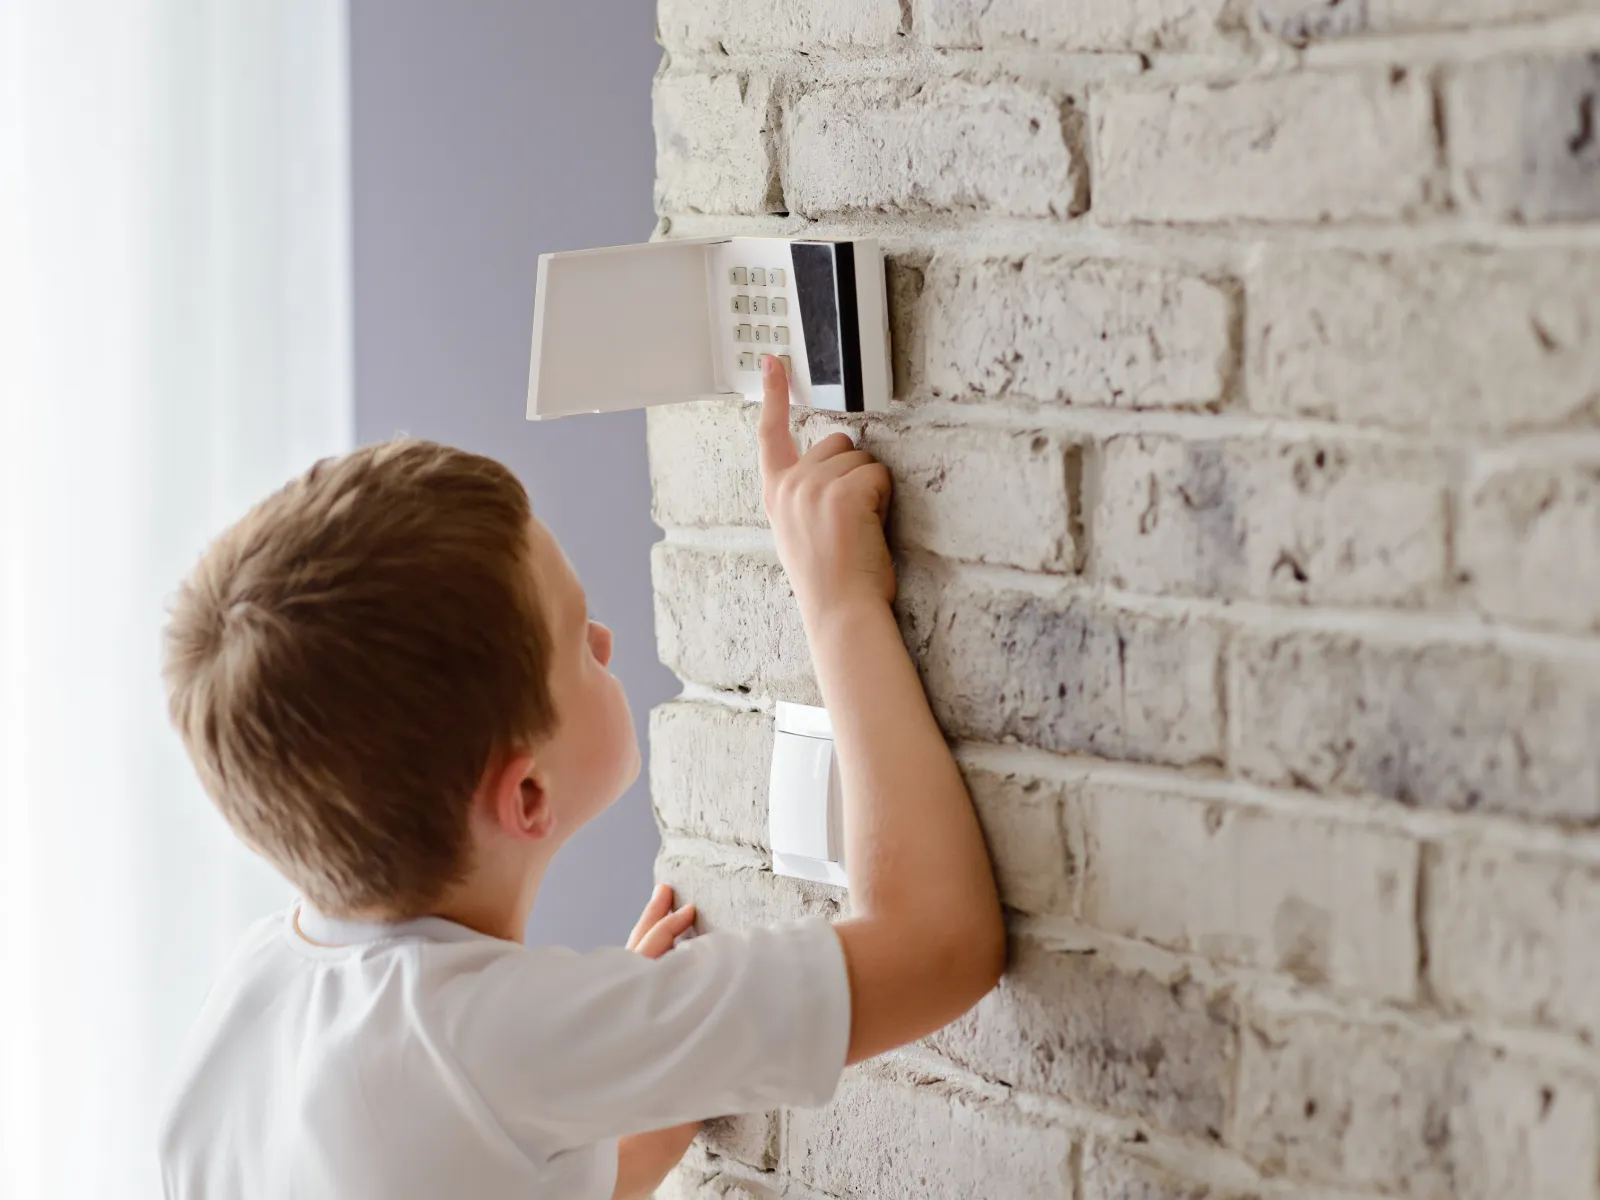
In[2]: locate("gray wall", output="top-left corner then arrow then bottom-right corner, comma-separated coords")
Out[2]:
349,0 -> 673,950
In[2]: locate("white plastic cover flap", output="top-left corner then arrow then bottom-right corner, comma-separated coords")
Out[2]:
526,240 -> 718,419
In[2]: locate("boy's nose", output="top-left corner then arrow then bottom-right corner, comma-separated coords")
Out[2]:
591,621 -> 614,667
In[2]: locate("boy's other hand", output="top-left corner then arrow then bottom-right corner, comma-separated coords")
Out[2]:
757,354 -> 894,625
627,884 -> 696,959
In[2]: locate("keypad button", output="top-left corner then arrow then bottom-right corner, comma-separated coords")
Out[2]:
730,266 -> 748,286
754,325 -> 771,344
778,354 -> 792,373
770,296 -> 788,316
732,295 -> 750,315
751,295 -> 769,315
770,268 -> 786,287
751,267 -> 767,286
738,352 -> 757,371
735,324 -> 753,342
773,325 -> 790,345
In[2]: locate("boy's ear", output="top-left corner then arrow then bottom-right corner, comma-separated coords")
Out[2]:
485,752 -> 554,841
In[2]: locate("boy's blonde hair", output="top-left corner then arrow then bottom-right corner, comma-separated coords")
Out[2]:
163,439 -> 555,917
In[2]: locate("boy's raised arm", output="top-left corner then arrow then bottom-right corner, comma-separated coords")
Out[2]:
757,356 -> 1006,1065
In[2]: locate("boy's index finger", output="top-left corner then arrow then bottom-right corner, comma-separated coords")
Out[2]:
757,354 -> 799,481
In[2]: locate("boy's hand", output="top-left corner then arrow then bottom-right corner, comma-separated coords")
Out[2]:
757,355 -> 894,625
627,884 -> 696,959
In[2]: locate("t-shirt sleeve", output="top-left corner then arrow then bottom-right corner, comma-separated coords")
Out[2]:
446,919 -> 852,1149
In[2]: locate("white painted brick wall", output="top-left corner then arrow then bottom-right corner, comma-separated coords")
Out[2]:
899,563 -> 1225,767
1076,781 -> 1419,999
1460,460 -> 1600,633
1426,844 -> 1600,1040
1092,70 -> 1439,223
920,258 -> 1235,409
786,80 -> 1081,218
1094,434 -> 1451,606
648,0 -> 1600,1194
1247,247 -> 1600,432
786,1064 -> 1074,1198
931,938 -> 1239,1140
1266,0 -> 1600,37
1229,629 -> 1600,822
919,0 -> 1231,52
657,0 -> 903,54
1236,1009 -> 1600,1200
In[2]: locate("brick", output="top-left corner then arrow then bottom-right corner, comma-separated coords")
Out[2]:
1094,435 -> 1450,607
1235,1010 -> 1600,1200
920,0 -> 1230,50
899,563 -> 1224,768
648,400 -> 764,531
1249,247 -> 1600,432
653,544 -> 818,704
1427,844 -> 1600,1040
959,764 -> 1077,917
1078,783 -> 1418,999
1448,55 -> 1600,223
648,401 -> 1082,573
1460,462 -> 1600,634
787,1065 -> 1074,1198
1379,0 -> 1600,23
920,258 -> 1234,410
1261,0 -> 1600,39
701,1113 -> 779,1171
655,849 -> 846,930
1082,1140 -> 1245,1200
651,702 -> 774,849
931,938 -> 1238,1139
1257,0 -> 1369,39
1093,69 -> 1437,223
787,80 -> 1080,218
1230,630 -> 1600,823
655,73 -> 778,215
871,425 -> 1082,574
658,0 -> 902,53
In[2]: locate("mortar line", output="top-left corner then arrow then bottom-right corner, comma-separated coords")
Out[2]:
661,207 -> 1600,253
951,740 -> 1600,864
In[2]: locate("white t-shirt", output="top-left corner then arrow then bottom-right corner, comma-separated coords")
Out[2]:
158,903 -> 852,1199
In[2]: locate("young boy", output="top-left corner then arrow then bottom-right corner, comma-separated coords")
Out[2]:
157,357 -> 1005,1198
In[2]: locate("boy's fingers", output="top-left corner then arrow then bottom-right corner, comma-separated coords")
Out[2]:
799,431 -> 858,465
757,355 -> 799,482
634,905 -> 698,959
806,447 -> 875,483
626,884 -> 673,950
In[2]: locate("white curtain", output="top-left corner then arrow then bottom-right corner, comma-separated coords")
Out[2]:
0,3 -> 352,1195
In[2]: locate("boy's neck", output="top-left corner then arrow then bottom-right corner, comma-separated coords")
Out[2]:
430,856 -> 546,944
